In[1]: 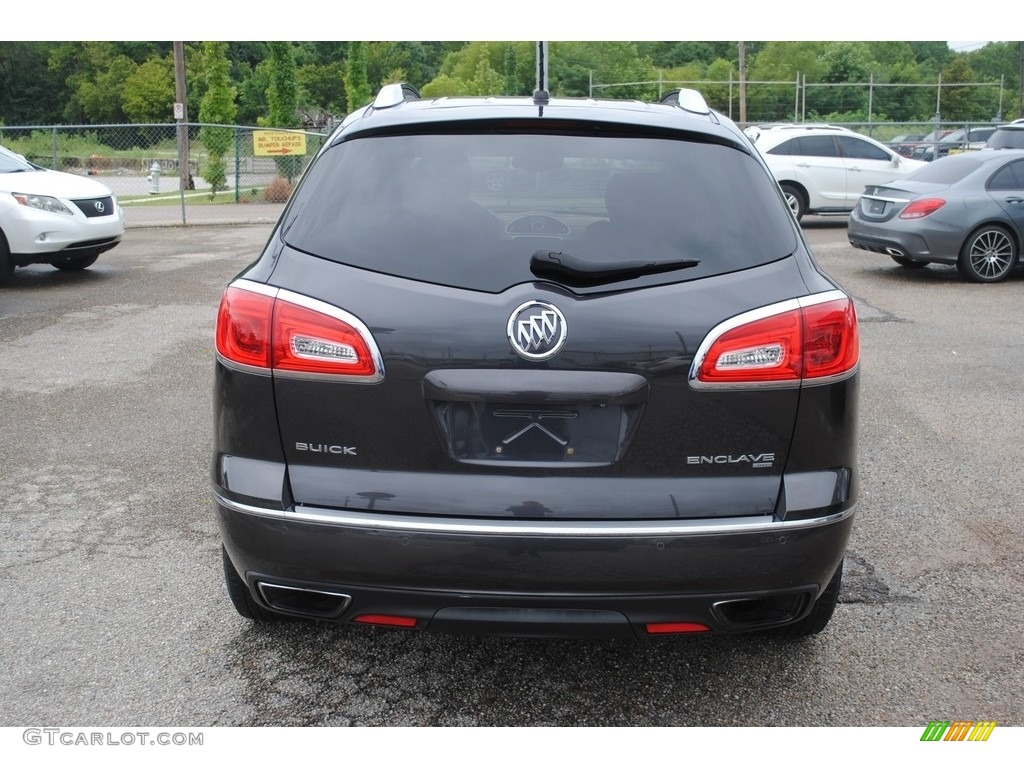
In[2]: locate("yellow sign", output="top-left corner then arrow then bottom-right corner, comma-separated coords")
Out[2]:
253,131 -> 307,157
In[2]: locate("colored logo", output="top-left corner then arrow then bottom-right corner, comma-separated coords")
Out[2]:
921,721 -> 996,742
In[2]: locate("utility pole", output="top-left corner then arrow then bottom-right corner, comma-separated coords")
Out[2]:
1019,41 -> 1023,119
738,41 -> 747,125
173,42 -> 191,192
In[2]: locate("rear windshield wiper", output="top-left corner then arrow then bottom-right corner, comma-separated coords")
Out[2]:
530,250 -> 700,286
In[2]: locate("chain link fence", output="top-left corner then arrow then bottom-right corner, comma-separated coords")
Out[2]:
0,123 -> 329,226
590,75 -> 1015,138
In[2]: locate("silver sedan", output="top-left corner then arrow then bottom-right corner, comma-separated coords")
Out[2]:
848,149 -> 1024,282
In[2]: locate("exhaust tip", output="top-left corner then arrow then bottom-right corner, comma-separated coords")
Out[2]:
256,582 -> 351,619
886,247 -> 906,258
712,591 -> 811,630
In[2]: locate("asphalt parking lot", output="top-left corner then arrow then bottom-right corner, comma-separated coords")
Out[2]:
1,214 -> 1022,729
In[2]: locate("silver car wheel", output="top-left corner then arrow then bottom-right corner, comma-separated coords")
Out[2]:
959,226 -> 1016,283
779,183 -> 805,222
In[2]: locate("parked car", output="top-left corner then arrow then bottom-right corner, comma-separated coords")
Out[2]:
917,126 -> 998,161
750,124 -> 926,221
848,150 -> 1024,282
984,119 -> 1024,150
0,144 -> 124,284
213,84 -> 860,639
887,133 -> 925,157
903,129 -> 954,161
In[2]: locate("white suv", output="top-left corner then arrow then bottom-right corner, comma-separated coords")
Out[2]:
749,125 -> 926,221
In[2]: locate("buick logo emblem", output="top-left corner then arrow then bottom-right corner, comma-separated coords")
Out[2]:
93,201 -> 105,213
507,301 -> 567,361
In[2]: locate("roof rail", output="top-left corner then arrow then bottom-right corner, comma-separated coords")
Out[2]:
659,88 -> 710,116
372,83 -> 421,109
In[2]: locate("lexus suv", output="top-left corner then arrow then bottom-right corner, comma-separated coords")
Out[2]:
1,144 -> 124,285
213,84 -> 860,639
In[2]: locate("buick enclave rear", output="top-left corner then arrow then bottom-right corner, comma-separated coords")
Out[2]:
212,85 -> 859,639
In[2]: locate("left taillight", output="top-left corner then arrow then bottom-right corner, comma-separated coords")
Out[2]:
900,198 -> 945,219
690,291 -> 858,389
215,280 -> 383,382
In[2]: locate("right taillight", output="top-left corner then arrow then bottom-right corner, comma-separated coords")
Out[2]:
215,280 -> 383,382
690,291 -> 858,389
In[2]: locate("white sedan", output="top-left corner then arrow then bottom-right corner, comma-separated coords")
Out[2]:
0,144 -> 124,284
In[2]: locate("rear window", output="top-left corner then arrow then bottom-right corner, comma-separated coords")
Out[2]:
902,154 -> 983,184
986,127 -> 1024,150
282,129 -> 796,293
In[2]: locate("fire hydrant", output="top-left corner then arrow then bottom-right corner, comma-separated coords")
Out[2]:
147,161 -> 161,194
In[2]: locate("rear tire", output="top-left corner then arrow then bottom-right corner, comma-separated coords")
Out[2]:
51,252 -> 99,272
222,546 -> 284,622
770,561 -> 843,638
780,183 -> 806,222
957,225 -> 1016,283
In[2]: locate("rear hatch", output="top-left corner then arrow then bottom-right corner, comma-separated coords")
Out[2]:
264,124 -> 813,521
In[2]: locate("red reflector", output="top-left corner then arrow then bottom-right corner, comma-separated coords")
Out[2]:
801,298 -> 859,379
900,198 -> 945,219
646,622 -> 710,634
215,286 -> 273,369
353,614 -> 418,628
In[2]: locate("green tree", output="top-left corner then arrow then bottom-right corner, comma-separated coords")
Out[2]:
744,42 -> 817,122
638,42 -> 739,69
343,41 -> 372,111
502,44 -> 520,96
424,41 -> 533,97
467,46 -> 504,96
121,57 -> 175,123
812,42 -> 874,118
704,58 -> 737,117
366,42 -> 446,94
199,42 -> 237,195
550,42 -> 657,99
0,42 -> 68,125
940,57 -> 990,121
264,42 -> 300,180
964,42 -> 1019,120
266,42 -> 298,126
53,43 -> 138,123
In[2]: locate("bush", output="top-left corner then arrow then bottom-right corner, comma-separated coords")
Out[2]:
263,176 -> 292,203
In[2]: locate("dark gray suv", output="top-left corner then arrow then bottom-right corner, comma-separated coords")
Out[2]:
213,84 -> 860,639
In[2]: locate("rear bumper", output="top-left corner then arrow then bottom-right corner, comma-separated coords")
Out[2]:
215,494 -> 854,637
848,215 -> 962,265
848,228 -> 938,262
